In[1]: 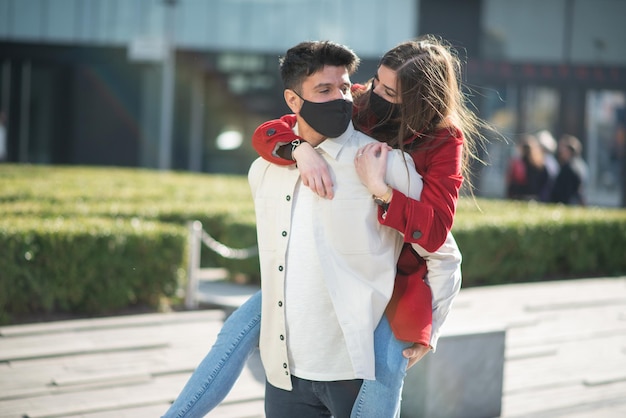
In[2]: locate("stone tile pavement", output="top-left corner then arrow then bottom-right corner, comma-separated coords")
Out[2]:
0,276 -> 624,417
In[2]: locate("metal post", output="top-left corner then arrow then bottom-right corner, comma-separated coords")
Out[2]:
1,61 -> 10,162
19,61 -> 31,163
189,72 -> 204,172
185,220 -> 202,309
158,0 -> 177,170
1,61 -> 10,117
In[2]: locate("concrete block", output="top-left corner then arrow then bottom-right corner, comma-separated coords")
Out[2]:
401,329 -> 506,418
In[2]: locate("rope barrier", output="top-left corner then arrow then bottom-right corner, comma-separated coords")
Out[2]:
185,220 -> 258,309
200,230 -> 258,260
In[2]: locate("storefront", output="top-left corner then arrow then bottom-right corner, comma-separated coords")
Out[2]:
470,61 -> 626,206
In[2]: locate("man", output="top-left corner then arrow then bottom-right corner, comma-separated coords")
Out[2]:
550,134 -> 588,205
248,40 -> 425,417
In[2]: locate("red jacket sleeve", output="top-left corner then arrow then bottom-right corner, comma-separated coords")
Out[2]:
251,114 -> 299,166
380,128 -> 464,252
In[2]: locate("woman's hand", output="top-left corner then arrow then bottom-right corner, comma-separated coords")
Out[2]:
293,142 -> 334,199
403,343 -> 431,369
354,142 -> 392,197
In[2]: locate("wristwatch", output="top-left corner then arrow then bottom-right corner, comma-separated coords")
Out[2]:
373,185 -> 393,207
277,138 -> 307,161
289,139 -> 303,161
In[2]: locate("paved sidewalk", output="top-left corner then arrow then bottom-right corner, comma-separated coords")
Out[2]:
0,276 -> 624,417
444,276 -> 626,418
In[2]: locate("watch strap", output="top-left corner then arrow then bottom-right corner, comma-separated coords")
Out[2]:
373,185 -> 392,206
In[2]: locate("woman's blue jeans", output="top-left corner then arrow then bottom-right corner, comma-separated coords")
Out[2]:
162,290 -> 410,418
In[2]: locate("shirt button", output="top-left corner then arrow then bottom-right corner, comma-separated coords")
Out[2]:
412,230 -> 423,240
286,195 -> 291,201
283,363 -> 288,368
285,370 -> 289,375
281,231 -> 287,237
278,265 -> 284,272
278,301 -> 283,307
266,128 -> 276,136
279,334 -> 285,341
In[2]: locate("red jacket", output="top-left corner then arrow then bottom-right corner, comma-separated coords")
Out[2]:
251,114 -> 463,345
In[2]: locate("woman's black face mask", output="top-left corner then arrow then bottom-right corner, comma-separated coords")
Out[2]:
369,78 -> 401,121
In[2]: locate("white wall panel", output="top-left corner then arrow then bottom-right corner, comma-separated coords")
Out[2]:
569,0 -> 626,64
0,0 -> 12,38
46,0 -> 78,42
482,0 -> 566,62
197,0 -> 416,57
0,0 -> 416,59
3,0 -> 625,65
11,0 -> 45,40
177,0 -> 211,48
482,0 -> 626,65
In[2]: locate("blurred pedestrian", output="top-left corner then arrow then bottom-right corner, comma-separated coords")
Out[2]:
550,134 -> 588,205
505,134 -> 549,201
536,129 -> 559,201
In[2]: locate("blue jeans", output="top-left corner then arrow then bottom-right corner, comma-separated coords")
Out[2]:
162,290 -> 262,418
162,290 -> 411,418
353,312 -> 411,418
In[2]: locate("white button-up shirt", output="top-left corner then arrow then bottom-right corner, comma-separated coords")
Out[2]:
248,122 -> 423,390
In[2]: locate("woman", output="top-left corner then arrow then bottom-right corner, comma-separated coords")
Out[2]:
506,134 -> 549,201
162,35 -> 487,418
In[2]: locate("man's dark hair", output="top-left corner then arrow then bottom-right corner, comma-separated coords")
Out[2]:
279,41 -> 360,91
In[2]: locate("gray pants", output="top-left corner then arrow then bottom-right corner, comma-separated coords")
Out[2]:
265,375 -> 363,418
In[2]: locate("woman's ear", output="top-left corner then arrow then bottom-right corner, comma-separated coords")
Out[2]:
284,89 -> 302,114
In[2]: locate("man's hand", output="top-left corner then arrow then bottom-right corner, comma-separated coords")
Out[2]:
293,142 -> 334,199
403,343 -> 431,370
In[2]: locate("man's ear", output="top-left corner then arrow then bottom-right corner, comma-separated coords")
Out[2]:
284,89 -> 302,114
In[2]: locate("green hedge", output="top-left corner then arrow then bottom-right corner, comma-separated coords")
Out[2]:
1,164 -> 625,324
452,199 -> 626,285
0,216 -> 185,317
0,164 -> 258,324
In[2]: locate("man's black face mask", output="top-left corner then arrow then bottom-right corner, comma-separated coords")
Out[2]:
295,93 -> 353,138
